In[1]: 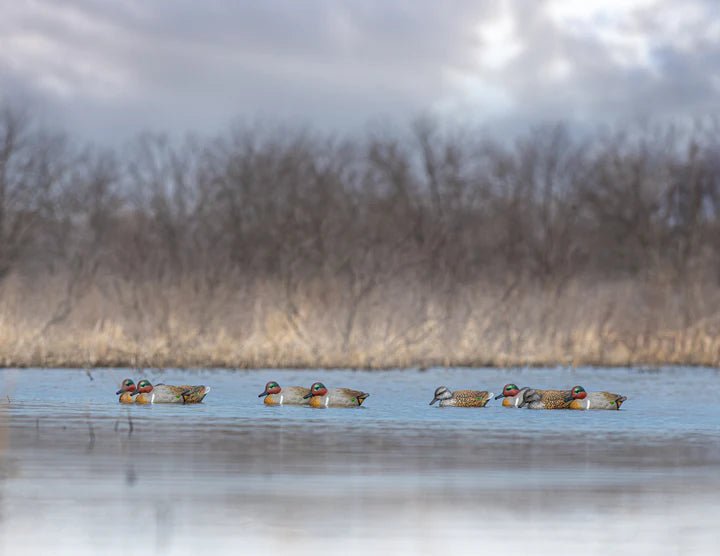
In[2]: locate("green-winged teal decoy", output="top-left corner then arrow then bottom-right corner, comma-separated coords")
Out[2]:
516,385 -> 587,409
429,386 -> 494,407
258,381 -> 310,405
133,379 -> 210,404
303,382 -> 369,408
116,378 -> 136,404
569,391 -> 627,410
494,383 -> 523,407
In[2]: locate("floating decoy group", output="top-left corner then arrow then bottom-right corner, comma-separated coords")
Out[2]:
116,377 -> 626,410
117,379 -> 210,404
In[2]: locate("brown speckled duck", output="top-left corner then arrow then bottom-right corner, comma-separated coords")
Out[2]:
258,381 -> 310,405
429,386 -> 494,407
569,391 -> 627,410
517,385 -> 587,409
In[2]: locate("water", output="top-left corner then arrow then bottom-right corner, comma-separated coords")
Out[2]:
1,367 -> 719,555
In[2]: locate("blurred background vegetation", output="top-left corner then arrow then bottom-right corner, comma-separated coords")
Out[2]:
1,104 -> 720,368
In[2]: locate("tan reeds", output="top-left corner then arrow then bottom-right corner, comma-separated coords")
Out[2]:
1,274 -> 719,368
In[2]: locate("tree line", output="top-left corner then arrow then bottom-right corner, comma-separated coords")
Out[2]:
2,104 -> 720,367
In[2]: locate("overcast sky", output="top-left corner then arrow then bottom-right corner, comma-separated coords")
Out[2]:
1,0 -> 718,144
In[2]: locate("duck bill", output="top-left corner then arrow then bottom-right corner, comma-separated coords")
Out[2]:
429,397 -> 439,405
494,393 -> 504,400
258,391 -> 268,398
303,392 -> 313,399
115,389 -> 123,395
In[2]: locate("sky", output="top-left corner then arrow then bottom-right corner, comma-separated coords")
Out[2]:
1,0 -> 719,145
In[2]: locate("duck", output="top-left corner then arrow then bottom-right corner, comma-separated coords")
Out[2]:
116,378 -> 136,404
258,381 -> 310,405
569,391 -> 627,410
516,385 -> 587,409
303,382 -> 369,408
429,386 -> 493,407
494,383 -> 523,407
133,379 -> 210,404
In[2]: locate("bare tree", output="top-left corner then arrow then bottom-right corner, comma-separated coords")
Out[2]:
0,107 -> 67,282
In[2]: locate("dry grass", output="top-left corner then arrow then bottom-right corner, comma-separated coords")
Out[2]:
1,273 -> 719,368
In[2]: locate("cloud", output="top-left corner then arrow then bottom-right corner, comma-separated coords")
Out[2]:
442,0 -> 720,126
0,0 -> 718,144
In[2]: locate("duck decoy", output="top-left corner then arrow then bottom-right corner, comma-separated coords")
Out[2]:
429,386 -> 493,407
133,379 -> 210,404
516,385 -> 587,409
569,391 -> 627,410
303,382 -> 369,408
258,381 -> 310,405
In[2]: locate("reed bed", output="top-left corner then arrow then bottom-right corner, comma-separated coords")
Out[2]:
2,274 -> 719,368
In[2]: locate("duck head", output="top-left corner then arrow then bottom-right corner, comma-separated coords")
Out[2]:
495,383 -> 520,400
116,378 -> 136,395
135,379 -> 154,394
303,382 -> 328,399
516,387 -> 541,408
429,386 -> 453,405
259,381 -> 281,397
568,385 -> 587,402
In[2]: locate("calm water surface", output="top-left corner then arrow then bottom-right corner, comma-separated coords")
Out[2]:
1,367 -> 719,555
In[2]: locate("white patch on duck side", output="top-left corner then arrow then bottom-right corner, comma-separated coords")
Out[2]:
324,396 -> 329,408
279,395 -> 284,405
514,397 -> 520,408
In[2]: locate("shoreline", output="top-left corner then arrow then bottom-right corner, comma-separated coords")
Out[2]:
1,362 -> 717,370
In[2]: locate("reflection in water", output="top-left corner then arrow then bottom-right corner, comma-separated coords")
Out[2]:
1,367 -> 719,555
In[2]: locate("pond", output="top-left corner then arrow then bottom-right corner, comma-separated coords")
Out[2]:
1,366 -> 719,555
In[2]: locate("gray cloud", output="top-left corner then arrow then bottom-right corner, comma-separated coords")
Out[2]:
484,0 -> 720,124
1,0 -> 718,144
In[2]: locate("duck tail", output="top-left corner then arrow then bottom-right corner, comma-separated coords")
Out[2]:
357,392 -> 369,406
615,395 -> 627,409
181,386 -> 210,404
